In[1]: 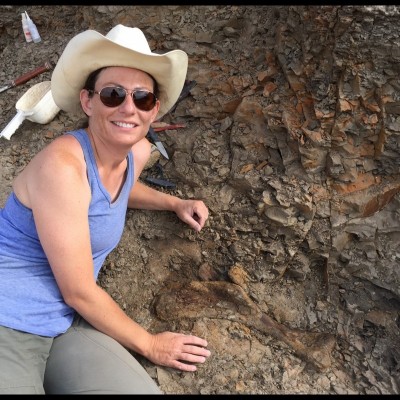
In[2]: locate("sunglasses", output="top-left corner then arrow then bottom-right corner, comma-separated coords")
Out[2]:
88,86 -> 157,111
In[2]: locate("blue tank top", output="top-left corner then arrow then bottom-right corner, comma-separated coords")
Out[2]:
0,129 -> 134,337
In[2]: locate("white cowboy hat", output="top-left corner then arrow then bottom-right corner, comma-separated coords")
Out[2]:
51,24 -> 188,119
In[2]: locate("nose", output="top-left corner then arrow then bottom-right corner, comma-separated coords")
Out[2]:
119,91 -> 137,112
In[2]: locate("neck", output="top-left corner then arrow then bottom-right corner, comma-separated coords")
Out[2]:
85,127 -> 128,202
86,127 -> 130,172
87,127 -> 101,164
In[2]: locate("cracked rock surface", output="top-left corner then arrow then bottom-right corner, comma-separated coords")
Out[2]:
1,5 -> 399,394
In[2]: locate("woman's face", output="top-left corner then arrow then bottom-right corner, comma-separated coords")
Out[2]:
80,66 -> 160,147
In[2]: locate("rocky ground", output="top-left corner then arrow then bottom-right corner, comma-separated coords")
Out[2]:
0,5 -> 399,395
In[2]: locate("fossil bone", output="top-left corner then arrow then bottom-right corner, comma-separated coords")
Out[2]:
154,280 -> 336,370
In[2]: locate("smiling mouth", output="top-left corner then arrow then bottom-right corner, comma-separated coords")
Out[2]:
113,121 -> 137,128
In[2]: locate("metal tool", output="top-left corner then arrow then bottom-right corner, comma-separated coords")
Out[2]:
144,162 -> 176,189
0,61 -> 52,94
151,123 -> 186,132
146,126 -> 169,159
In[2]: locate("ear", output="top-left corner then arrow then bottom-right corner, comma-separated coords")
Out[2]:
150,99 -> 161,123
80,89 -> 93,116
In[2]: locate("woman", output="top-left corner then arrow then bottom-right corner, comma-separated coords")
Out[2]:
0,25 -> 210,394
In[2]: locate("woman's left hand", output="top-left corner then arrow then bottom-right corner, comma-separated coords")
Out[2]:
146,331 -> 211,372
174,199 -> 209,232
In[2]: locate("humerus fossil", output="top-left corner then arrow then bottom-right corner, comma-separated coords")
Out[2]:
154,280 -> 336,371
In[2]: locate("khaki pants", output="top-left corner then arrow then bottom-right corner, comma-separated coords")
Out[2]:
0,316 -> 162,394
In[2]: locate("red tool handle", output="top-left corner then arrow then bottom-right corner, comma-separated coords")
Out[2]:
12,61 -> 52,87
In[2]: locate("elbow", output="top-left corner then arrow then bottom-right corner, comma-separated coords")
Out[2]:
61,286 -> 92,311
62,291 -> 81,310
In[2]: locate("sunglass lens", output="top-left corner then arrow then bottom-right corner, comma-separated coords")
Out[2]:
133,91 -> 156,111
98,87 -> 156,110
100,87 -> 125,107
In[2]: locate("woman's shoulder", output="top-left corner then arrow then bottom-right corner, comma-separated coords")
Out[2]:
30,133 -> 86,177
46,132 -> 84,156
13,131 -> 89,208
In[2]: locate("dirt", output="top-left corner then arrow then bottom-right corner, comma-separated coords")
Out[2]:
0,5 -> 399,395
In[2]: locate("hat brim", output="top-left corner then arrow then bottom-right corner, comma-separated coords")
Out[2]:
51,29 -> 188,119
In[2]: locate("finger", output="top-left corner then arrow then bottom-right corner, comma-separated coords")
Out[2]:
195,215 -> 206,230
178,345 -> 211,366
181,213 -> 203,232
184,216 -> 201,232
179,353 -> 209,365
182,346 -> 211,362
192,211 -> 204,227
182,335 -> 208,348
193,204 -> 208,219
174,361 -> 197,372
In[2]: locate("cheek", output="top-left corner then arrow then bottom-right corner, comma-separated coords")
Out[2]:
88,103 -> 113,120
138,104 -> 159,122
